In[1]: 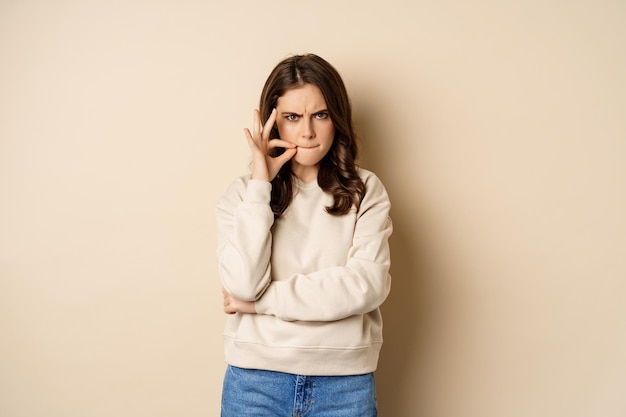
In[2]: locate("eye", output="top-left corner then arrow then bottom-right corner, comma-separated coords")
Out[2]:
314,112 -> 329,120
286,114 -> 299,121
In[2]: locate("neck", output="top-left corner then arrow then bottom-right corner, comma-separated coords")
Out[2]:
291,163 -> 319,184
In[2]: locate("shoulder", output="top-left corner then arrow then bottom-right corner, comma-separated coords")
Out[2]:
356,168 -> 391,212
357,168 -> 388,195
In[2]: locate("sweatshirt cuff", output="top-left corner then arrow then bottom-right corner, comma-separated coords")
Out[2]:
245,179 -> 272,204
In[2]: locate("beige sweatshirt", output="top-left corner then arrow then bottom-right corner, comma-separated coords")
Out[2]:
215,168 -> 392,376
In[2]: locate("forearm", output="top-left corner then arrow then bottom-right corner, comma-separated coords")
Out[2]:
255,263 -> 391,322
216,178 -> 274,301
256,214 -> 393,321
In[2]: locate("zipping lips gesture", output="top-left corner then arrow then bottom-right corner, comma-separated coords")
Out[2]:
244,108 -> 297,181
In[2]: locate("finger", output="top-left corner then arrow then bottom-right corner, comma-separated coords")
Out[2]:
243,128 -> 254,145
244,128 -> 256,151
268,139 -> 296,150
244,128 -> 264,154
262,108 -> 277,141
252,109 -> 261,139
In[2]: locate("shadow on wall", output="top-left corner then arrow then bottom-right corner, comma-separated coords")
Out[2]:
377,219 -> 433,416
355,107 -> 435,416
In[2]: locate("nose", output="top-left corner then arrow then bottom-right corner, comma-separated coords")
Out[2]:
302,118 -> 315,139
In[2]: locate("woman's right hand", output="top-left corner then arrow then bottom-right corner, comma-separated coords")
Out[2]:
244,108 -> 297,182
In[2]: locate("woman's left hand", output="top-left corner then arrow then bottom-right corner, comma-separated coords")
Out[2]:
222,288 -> 256,314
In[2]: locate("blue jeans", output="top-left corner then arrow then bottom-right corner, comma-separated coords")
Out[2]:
221,365 -> 378,417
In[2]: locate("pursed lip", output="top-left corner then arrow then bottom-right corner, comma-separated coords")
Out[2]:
296,145 -> 319,149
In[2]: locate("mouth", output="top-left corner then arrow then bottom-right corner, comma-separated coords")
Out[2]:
296,145 -> 319,150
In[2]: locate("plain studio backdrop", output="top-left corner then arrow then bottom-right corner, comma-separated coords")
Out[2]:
1,1 -> 625,416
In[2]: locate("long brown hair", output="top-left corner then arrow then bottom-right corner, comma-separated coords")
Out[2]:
259,54 -> 365,218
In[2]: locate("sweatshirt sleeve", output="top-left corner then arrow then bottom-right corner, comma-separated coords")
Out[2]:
215,177 -> 274,301
254,173 -> 392,322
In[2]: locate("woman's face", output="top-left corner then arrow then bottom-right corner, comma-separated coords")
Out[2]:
275,83 -> 335,183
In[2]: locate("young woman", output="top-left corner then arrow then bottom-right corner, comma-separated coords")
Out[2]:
216,54 -> 392,417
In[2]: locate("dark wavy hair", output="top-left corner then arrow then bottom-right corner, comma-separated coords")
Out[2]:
259,54 -> 365,218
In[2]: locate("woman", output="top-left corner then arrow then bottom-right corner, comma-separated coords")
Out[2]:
216,53 -> 392,416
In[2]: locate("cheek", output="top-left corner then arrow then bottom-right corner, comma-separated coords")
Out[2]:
322,125 -> 336,144
276,123 -> 295,141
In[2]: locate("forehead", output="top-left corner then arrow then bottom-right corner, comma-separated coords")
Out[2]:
276,84 -> 327,110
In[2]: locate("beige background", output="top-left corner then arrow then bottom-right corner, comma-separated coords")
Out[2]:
1,1 -> 625,416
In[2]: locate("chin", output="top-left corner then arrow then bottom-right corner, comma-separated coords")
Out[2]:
294,157 -> 323,167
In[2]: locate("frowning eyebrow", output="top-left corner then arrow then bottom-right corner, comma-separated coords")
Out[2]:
281,109 -> 329,116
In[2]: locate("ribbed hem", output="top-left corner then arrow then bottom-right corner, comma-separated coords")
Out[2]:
224,336 -> 381,376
